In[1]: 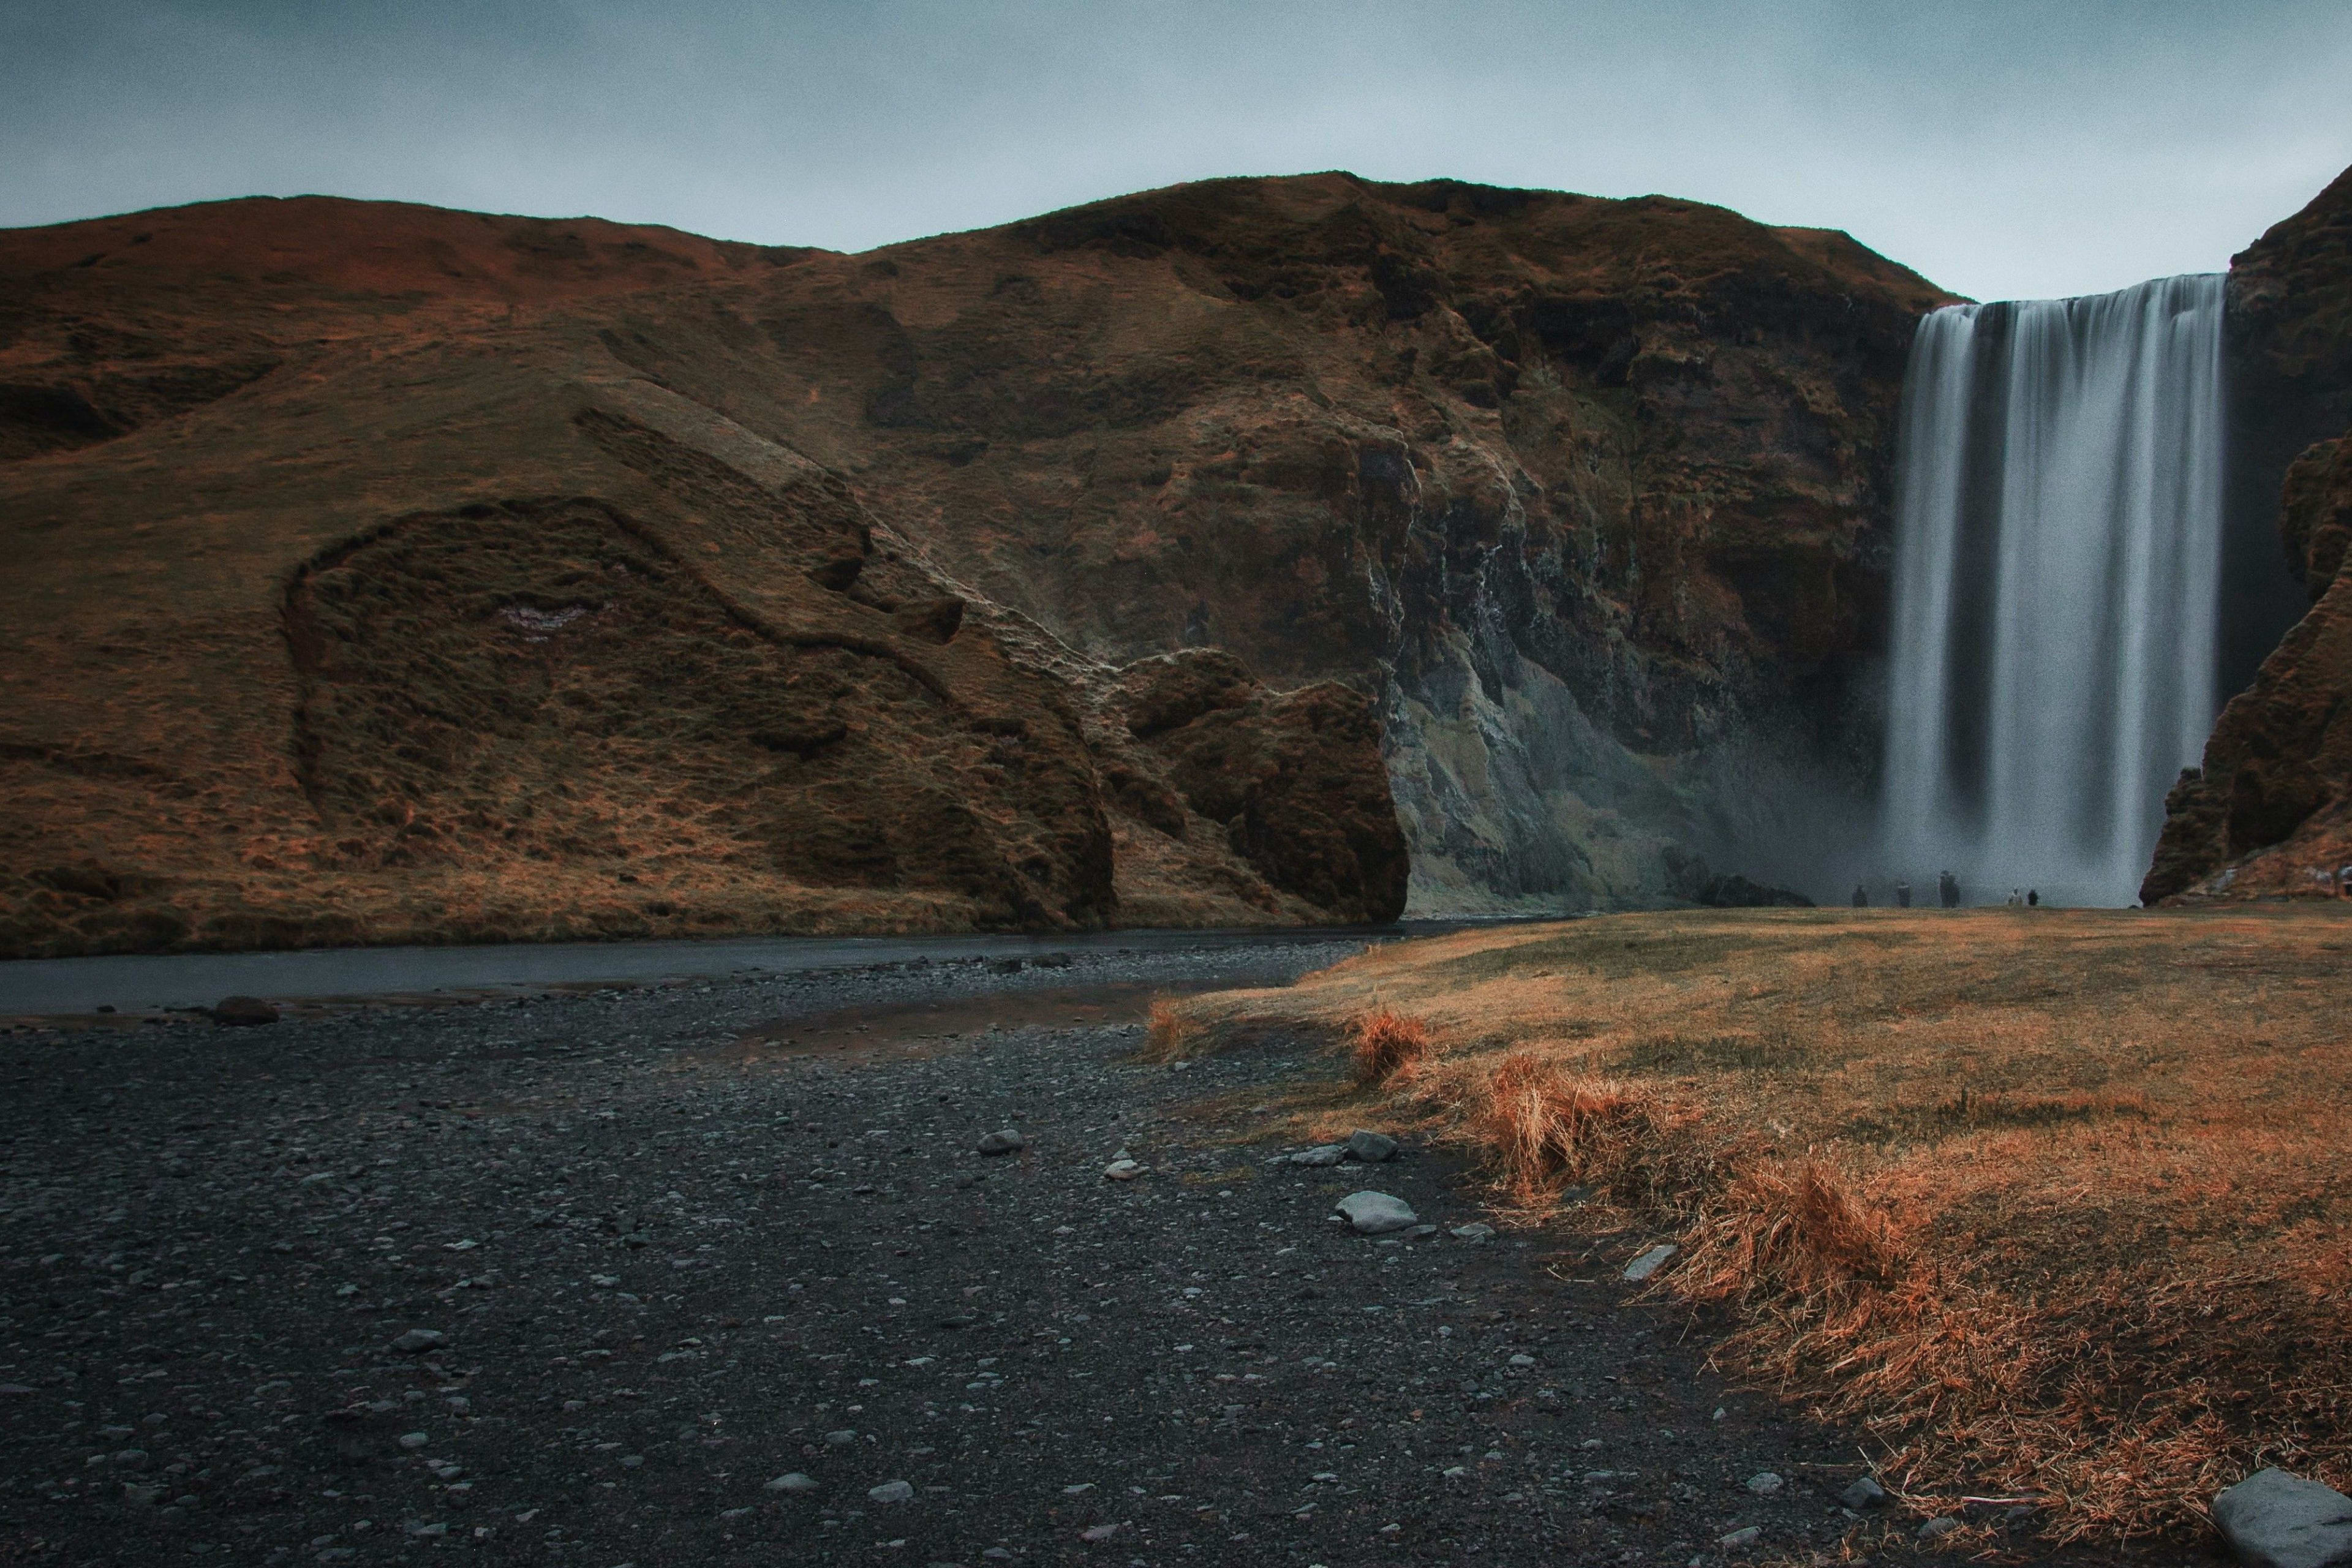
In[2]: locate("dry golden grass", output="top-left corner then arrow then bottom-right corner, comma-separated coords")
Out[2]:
1156,905 -> 2352,1544
1348,1005 -> 1433,1084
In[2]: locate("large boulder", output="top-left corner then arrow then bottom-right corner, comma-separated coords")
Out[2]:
2213,1468 -> 2352,1568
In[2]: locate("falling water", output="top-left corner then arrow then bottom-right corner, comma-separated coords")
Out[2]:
1880,274 -> 2226,907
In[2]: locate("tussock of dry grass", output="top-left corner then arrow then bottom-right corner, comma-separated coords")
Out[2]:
1349,1006 -> 1433,1084
1155,906 -> 2352,1544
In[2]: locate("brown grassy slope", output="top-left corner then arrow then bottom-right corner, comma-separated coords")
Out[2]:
1,176 -> 1950,951
1155,907 -> 2352,1544
0,198 -> 1403,954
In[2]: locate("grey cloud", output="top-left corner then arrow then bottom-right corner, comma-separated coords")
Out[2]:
2,0 -> 2347,300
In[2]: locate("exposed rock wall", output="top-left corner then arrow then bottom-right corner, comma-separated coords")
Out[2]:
2144,162 -> 2352,904
2145,432 -> 2352,903
2219,163 -> 2352,698
654,176 -> 1953,911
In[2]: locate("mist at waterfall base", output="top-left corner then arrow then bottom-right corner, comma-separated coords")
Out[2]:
1877,274 -> 2226,908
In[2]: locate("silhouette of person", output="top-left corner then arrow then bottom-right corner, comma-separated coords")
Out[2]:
2027,888 -> 2039,907
1852,884 -> 1868,908
1895,881 -> 1912,908
1939,870 -> 1959,908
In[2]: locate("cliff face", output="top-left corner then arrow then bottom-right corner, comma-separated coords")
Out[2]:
637,175 -> 1952,910
2219,163 -> 2352,698
2145,432 -> 2352,903
0,178 -> 1947,956
2144,163 -> 2352,905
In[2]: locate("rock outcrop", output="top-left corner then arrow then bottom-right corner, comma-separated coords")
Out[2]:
2144,162 -> 2352,905
643,175 -> 1953,911
2144,430 -> 2352,903
2220,162 -> 2352,698
0,178 -> 1950,955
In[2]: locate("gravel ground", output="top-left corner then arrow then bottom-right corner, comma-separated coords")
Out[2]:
0,941 -> 2164,1566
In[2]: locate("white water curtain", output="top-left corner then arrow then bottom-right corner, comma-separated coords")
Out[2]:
1881,274 -> 2225,907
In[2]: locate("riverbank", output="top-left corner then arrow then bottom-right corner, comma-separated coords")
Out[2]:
1148,905 -> 2352,1546
0,934 -> 2158,1566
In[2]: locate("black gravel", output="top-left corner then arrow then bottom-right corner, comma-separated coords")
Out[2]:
0,941 -> 2172,1566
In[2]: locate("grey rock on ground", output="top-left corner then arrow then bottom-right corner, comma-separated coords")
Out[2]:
1335,1190 -> 1418,1234
1290,1144 -> 1347,1166
210,994 -> 279,1027
1345,1129 -> 1398,1163
1623,1243 -> 1678,1282
1842,1474 -> 1890,1510
2214,1468 -> 2352,1568
976,1129 -> 1025,1156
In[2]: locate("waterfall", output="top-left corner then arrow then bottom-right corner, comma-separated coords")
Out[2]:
1880,274 -> 2226,907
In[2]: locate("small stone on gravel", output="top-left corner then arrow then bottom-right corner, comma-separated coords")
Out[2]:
1746,1471 -> 1784,1495
1449,1222 -> 1495,1242
868,1479 -> 915,1504
1841,1474 -> 1888,1510
765,1473 -> 818,1494
1333,1191 -> 1417,1234
1344,1129 -> 1398,1162
389,1329 -> 445,1354
1289,1145 -> 1346,1166
1718,1525 -> 1762,1549
1918,1516 -> 1961,1539
1102,1158 -> 1145,1180
976,1129 -> 1024,1156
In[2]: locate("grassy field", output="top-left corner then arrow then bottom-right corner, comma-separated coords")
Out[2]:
1150,905 -> 2352,1544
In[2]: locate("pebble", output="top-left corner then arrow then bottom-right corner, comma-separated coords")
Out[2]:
1746,1470 -> 1783,1495
765,1473 -> 819,1494
867,1480 -> 914,1504
390,1328 -> 446,1354
1840,1474 -> 1888,1510
976,1129 -> 1024,1156
1290,1145 -> 1347,1167
1333,1191 -> 1418,1234
1918,1516 -> 1961,1539
1449,1223 -> 1496,1242
1717,1524 -> 1762,1549
398,1433 -> 429,1450
1621,1243 -> 1677,1282
1344,1129 -> 1398,1163
1102,1159 -> 1146,1181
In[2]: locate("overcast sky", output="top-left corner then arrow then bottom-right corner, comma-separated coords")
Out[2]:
4,0 -> 2348,302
